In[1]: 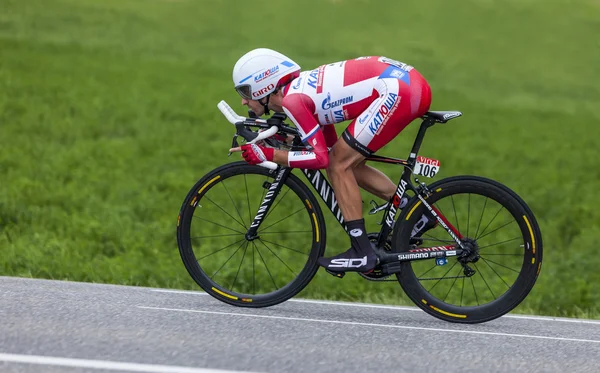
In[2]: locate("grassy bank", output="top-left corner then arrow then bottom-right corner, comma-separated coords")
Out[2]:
1,0 -> 599,317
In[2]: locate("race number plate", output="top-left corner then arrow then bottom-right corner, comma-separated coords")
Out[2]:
414,156 -> 440,178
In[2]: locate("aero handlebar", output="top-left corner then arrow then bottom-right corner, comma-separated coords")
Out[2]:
217,100 -> 279,170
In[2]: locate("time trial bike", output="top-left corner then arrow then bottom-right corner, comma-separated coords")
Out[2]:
176,101 -> 543,324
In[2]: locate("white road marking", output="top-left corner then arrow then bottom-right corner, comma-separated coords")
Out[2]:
0,353 -> 256,373
149,289 -> 600,325
138,305 -> 600,344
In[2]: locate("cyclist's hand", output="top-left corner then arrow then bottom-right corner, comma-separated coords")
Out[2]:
230,144 -> 274,165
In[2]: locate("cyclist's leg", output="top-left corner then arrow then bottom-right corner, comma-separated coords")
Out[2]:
318,134 -> 378,272
318,67 -> 432,272
353,160 -> 395,201
345,68 -> 433,235
351,68 -> 433,226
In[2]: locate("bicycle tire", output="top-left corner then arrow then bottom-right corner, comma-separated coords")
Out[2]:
177,162 -> 326,308
393,175 -> 543,323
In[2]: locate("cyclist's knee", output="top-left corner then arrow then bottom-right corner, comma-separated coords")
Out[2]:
327,155 -> 359,177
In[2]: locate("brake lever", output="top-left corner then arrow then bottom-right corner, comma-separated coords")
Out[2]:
228,134 -> 239,157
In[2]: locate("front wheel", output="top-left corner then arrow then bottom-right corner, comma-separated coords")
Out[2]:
393,176 -> 543,323
177,162 -> 327,307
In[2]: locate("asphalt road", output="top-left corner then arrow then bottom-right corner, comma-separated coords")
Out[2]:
1,276 -> 599,373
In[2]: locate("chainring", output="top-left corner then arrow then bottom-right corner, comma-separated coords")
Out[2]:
359,233 -> 394,281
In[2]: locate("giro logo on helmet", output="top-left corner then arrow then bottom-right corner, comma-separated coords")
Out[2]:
252,84 -> 275,98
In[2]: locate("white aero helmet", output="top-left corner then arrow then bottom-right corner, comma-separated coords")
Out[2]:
233,48 -> 301,101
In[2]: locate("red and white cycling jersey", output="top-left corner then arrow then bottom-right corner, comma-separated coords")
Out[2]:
281,56 -> 431,169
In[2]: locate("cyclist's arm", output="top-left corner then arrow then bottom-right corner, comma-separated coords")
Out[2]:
321,123 -> 338,147
279,93 -> 329,169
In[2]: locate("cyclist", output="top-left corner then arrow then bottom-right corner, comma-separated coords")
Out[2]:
229,48 -> 432,273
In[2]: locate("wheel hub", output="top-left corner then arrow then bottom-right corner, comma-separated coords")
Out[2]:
457,238 -> 480,277
458,238 -> 480,263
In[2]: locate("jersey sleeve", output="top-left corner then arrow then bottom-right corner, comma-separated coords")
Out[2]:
321,124 -> 338,148
282,93 -> 330,169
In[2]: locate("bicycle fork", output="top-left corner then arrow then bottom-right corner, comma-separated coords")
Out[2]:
244,167 -> 292,241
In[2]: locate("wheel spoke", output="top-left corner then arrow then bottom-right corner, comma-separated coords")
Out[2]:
474,262 -> 496,299
190,233 -> 245,239
470,276 -> 480,306
259,238 -> 310,256
253,241 -> 278,290
475,197 -> 489,238
467,193 -> 471,237
427,261 -> 459,293
417,263 -> 439,279
480,257 -> 521,273
258,207 -> 305,232
480,253 -> 522,256
263,187 -> 293,221
481,256 -> 512,289
202,196 -> 246,230
476,204 -> 504,240
197,238 -> 247,260
231,242 -> 250,290
211,240 -> 246,278
478,236 -> 522,250
257,239 -> 298,276
442,265 -> 463,302
193,216 -> 246,235
460,276 -> 465,307
477,220 -> 517,241
259,230 -> 314,235
450,195 -> 461,236
221,180 -> 248,229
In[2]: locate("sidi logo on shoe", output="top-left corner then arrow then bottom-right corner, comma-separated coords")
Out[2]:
411,215 -> 430,237
349,228 -> 363,237
329,256 -> 367,268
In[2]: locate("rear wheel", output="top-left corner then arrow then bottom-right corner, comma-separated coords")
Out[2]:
177,162 -> 326,307
394,176 -> 543,323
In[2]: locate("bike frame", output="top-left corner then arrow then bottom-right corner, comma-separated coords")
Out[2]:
244,117 -> 468,265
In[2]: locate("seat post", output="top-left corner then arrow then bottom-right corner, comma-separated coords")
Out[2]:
408,118 -> 434,162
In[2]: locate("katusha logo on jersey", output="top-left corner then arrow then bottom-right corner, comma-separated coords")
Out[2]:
368,93 -> 398,135
322,92 -> 354,110
254,65 -> 280,83
307,66 -> 325,91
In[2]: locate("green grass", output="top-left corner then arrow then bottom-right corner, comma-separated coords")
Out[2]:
1,0 -> 599,318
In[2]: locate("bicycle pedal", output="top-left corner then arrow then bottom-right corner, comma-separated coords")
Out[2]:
325,269 -> 346,278
381,262 -> 402,275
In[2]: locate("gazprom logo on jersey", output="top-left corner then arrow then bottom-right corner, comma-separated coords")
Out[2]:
368,92 -> 398,135
292,76 -> 302,90
322,93 -> 353,110
254,65 -> 279,83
